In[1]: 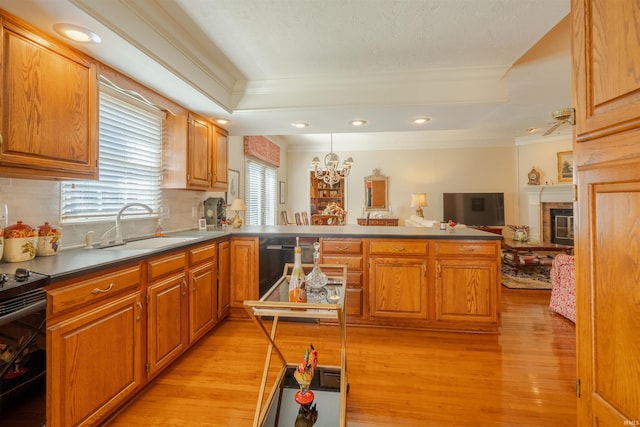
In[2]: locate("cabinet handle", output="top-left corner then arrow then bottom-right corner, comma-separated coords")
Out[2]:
422,263 -> 427,277
459,246 -> 476,252
192,277 -> 197,291
336,246 -> 349,251
391,246 -> 405,252
91,283 -> 114,294
136,301 -> 143,321
182,279 -> 187,296
436,263 -> 442,279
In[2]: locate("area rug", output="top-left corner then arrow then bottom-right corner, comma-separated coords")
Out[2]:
501,266 -> 552,290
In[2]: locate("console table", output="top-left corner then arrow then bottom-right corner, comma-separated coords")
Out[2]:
502,240 -> 573,275
357,217 -> 398,226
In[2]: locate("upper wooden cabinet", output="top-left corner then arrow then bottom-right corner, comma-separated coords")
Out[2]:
0,11 -> 98,180
163,112 -> 228,191
573,0 -> 640,142
211,126 -> 228,191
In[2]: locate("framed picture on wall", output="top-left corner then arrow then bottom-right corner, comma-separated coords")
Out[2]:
557,151 -> 573,183
279,181 -> 286,204
227,169 -> 240,202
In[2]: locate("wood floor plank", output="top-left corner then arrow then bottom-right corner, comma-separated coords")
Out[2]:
106,288 -> 576,426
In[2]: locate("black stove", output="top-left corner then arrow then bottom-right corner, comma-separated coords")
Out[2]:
0,268 -> 49,302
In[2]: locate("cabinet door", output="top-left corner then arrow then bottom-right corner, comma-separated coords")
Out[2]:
218,239 -> 231,319
147,273 -> 188,378
434,259 -> 497,323
47,292 -> 143,427
573,0 -> 640,142
187,113 -> 212,189
0,13 -> 98,179
211,127 -> 228,190
188,261 -> 217,343
368,257 -> 428,320
230,237 -> 258,313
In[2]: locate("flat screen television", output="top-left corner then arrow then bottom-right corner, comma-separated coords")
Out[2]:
443,193 -> 505,226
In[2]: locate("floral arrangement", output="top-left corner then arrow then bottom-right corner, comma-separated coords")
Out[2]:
322,202 -> 346,224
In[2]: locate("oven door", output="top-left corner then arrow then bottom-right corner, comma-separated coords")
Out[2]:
0,289 -> 47,427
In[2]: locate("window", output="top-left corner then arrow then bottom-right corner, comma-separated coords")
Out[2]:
246,159 -> 277,225
60,84 -> 163,222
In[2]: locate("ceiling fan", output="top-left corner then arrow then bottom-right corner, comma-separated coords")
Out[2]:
543,108 -> 576,136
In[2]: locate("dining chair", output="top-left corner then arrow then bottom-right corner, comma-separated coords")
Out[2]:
301,211 -> 310,225
281,211 -> 295,225
294,212 -> 303,225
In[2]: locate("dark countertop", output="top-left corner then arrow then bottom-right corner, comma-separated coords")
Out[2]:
0,225 -> 500,283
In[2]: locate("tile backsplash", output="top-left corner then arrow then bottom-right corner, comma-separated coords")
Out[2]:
0,177 -> 226,250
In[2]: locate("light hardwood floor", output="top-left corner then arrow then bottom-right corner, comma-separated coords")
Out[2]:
107,288 -> 576,426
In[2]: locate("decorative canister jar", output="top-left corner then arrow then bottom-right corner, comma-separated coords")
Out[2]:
37,222 -> 62,256
3,221 -> 37,262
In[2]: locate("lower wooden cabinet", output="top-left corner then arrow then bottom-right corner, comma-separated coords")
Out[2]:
320,238 -> 364,322
229,237 -> 258,317
217,239 -> 231,319
188,259 -> 217,343
369,257 -> 428,320
47,291 -> 144,427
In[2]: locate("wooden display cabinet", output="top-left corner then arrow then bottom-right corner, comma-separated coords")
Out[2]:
310,172 -> 344,213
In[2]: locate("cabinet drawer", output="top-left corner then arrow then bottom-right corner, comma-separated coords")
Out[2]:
434,241 -> 498,257
49,266 -> 141,315
322,255 -> 362,270
147,252 -> 187,281
368,239 -> 428,256
189,243 -> 216,265
321,239 -> 362,254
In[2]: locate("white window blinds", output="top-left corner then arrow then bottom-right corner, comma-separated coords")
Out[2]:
246,159 -> 277,226
60,86 -> 163,222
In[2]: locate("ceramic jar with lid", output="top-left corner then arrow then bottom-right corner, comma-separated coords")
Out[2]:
37,222 -> 62,256
3,221 -> 37,262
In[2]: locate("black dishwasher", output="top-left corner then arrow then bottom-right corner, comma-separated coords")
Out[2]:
258,236 -> 317,297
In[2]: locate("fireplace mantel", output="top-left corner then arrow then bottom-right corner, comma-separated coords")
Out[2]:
522,184 -> 574,242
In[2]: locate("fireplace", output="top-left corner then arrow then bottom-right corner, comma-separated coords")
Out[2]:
550,208 -> 574,245
522,184 -> 574,243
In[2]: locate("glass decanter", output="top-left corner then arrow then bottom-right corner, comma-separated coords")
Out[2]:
306,242 -> 328,295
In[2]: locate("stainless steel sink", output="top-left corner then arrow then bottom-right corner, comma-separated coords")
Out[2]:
100,236 -> 202,250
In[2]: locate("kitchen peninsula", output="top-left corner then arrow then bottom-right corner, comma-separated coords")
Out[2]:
1,225 -> 500,427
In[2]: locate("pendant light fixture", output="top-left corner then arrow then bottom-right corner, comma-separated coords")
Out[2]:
311,134 -> 354,186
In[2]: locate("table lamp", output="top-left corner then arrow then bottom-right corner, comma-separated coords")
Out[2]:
229,199 -> 246,228
410,193 -> 427,218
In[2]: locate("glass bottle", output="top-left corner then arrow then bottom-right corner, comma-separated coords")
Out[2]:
306,242 -> 327,291
288,237 -> 307,303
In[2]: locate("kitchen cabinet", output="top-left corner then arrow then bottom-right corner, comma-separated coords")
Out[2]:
47,265 -> 143,427
433,241 -> 500,329
217,239 -> 231,319
145,251 -> 188,379
320,238 -> 364,322
0,10 -> 98,180
187,243 -> 218,343
211,127 -> 229,191
572,1 -> 640,425
229,237 -> 259,317
163,112 -> 228,191
367,239 -> 429,321
187,113 -> 213,189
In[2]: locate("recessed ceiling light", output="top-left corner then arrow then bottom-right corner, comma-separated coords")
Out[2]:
350,119 -> 367,126
53,23 -> 101,44
214,118 -> 230,125
413,117 -> 431,124
291,122 -> 309,129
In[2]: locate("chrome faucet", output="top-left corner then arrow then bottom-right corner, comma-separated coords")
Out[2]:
100,203 -> 154,246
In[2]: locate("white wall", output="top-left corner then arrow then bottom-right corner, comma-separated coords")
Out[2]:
285,144 -> 518,225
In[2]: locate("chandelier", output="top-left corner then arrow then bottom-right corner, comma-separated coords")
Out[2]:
311,134 -> 354,186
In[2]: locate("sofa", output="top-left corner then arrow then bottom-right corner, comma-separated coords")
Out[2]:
549,254 -> 576,323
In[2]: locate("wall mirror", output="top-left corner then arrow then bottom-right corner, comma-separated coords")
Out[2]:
364,169 -> 388,211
